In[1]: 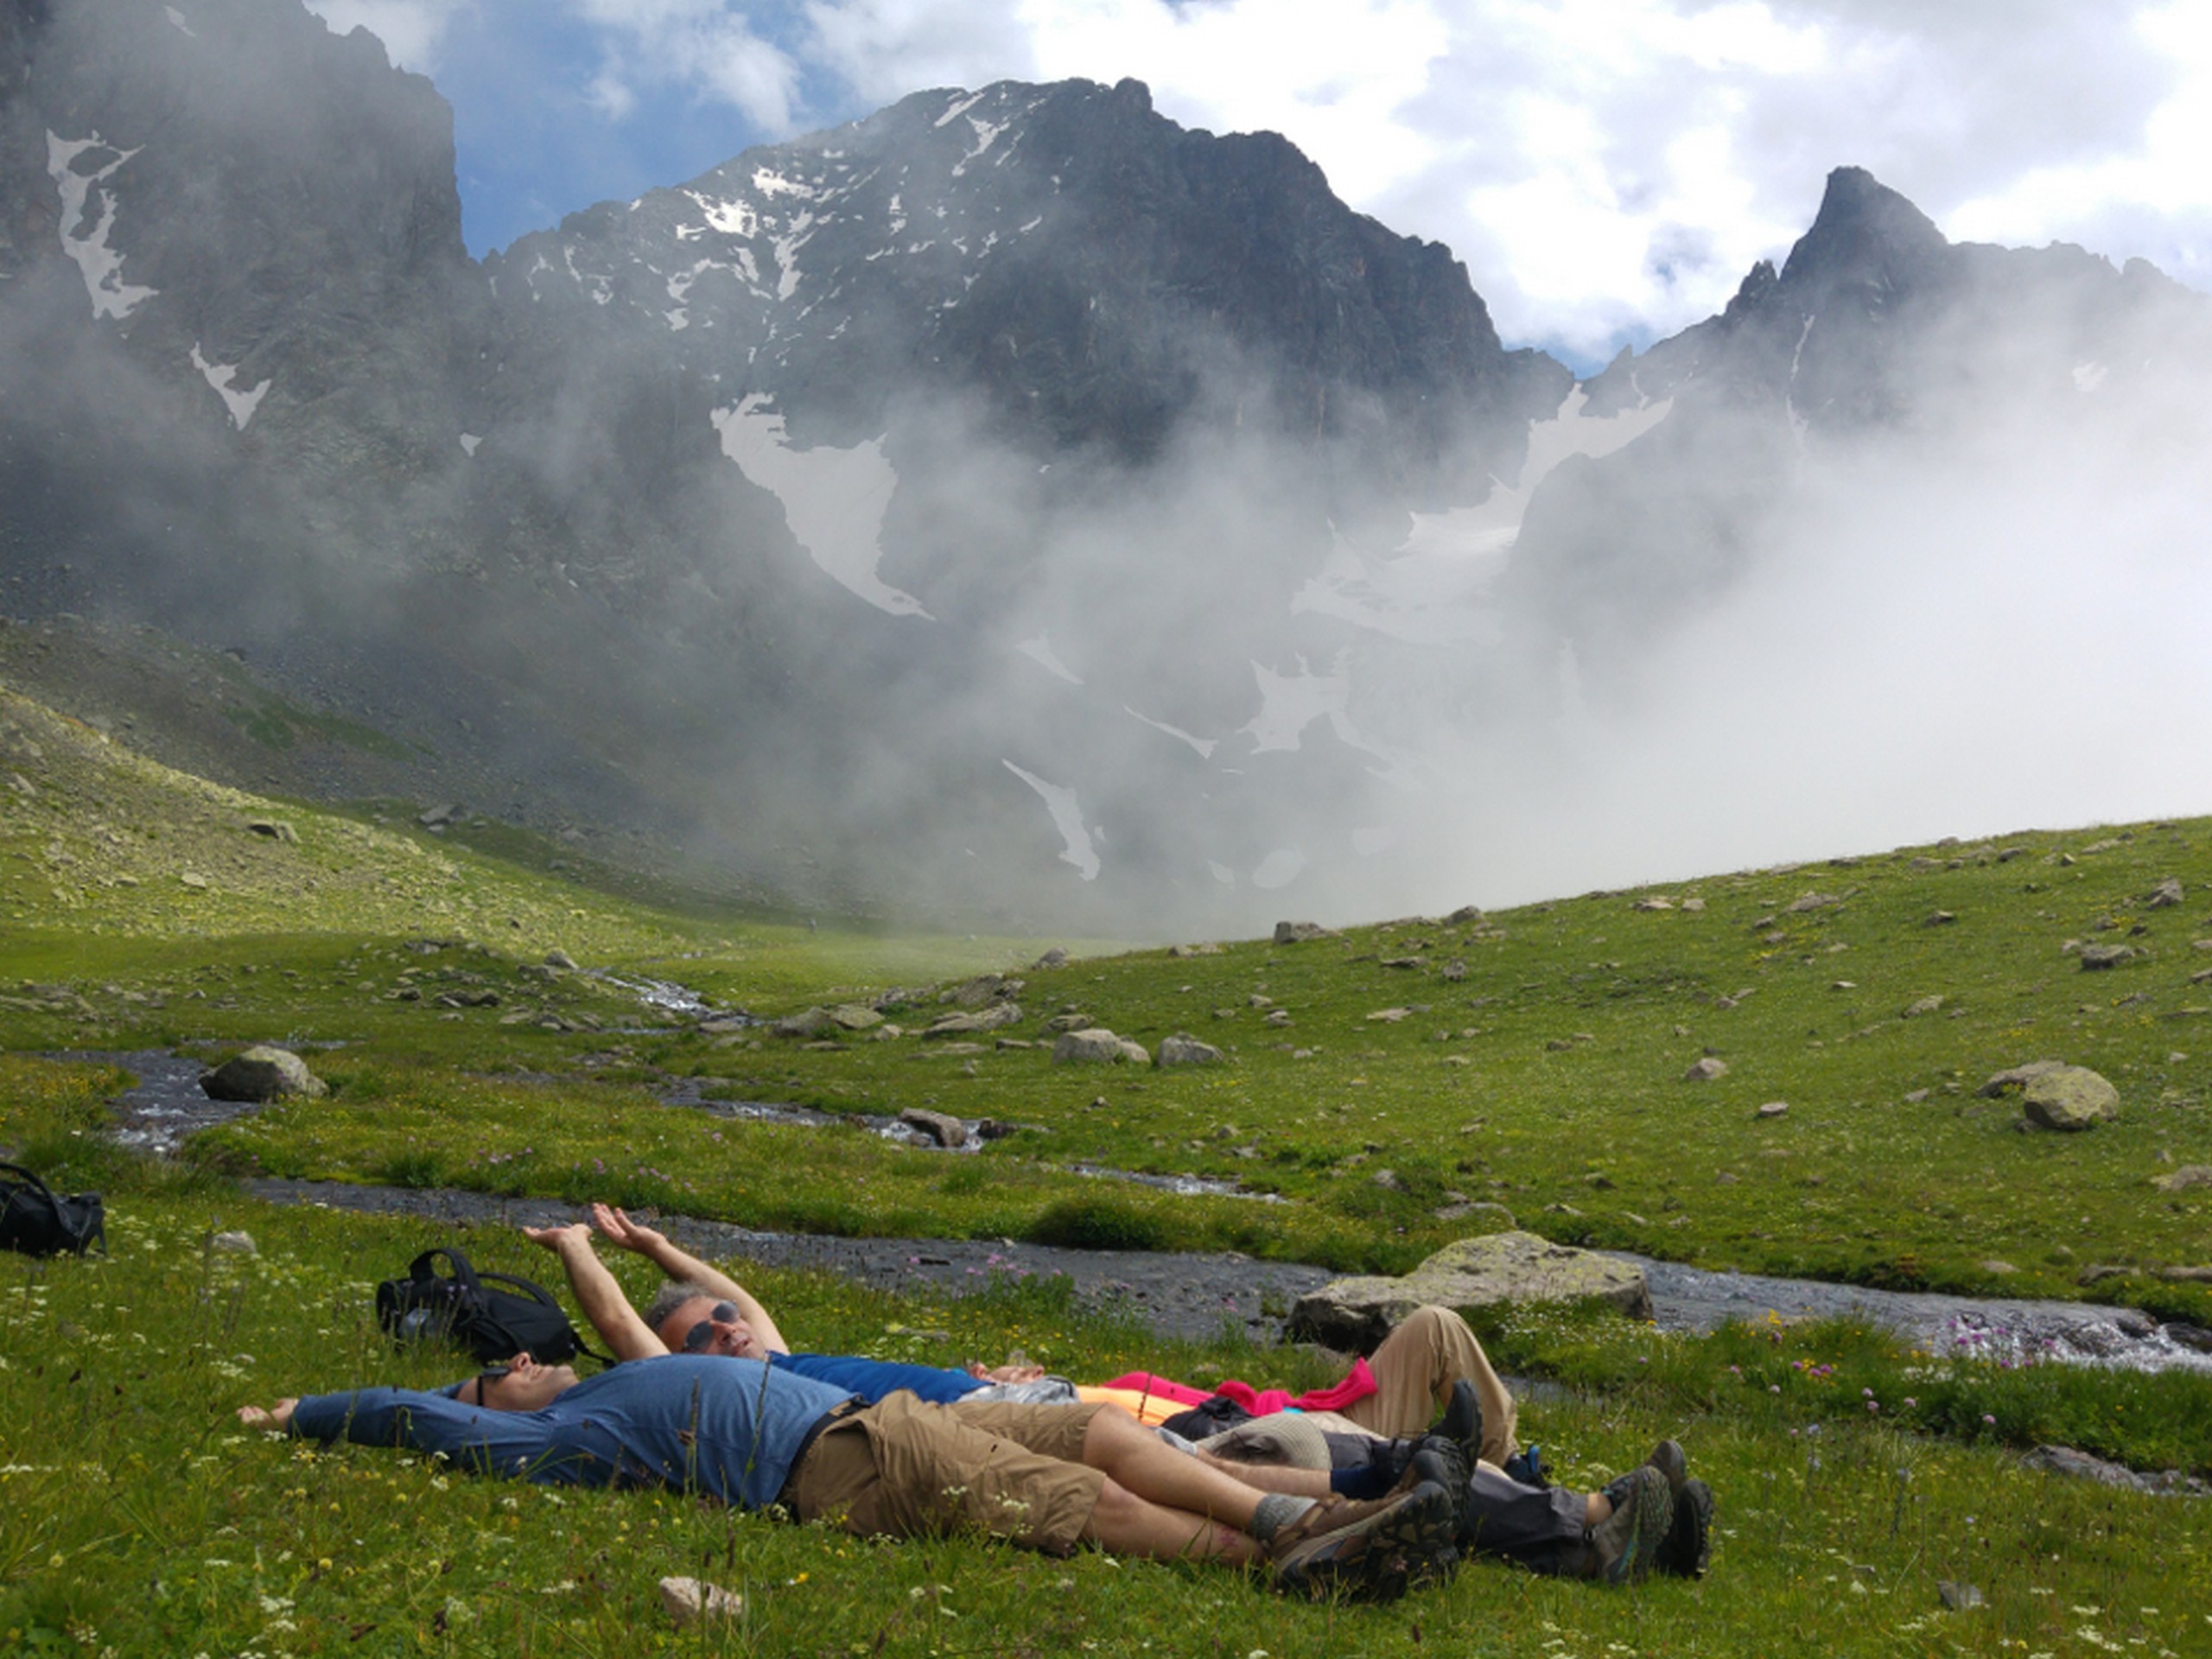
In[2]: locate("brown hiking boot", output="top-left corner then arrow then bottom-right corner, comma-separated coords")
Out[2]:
1586,1466 -> 1674,1586
1271,1479 -> 1456,1603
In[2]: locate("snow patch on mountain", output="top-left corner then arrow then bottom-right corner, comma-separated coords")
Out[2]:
1244,655 -> 1362,754
1125,707 -> 1216,759
46,133 -> 158,321
1003,760 -> 1100,880
1016,633 -> 1082,684
710,397 -> 930,618
188,344 -> 270,430
1295,387 -> 1672,643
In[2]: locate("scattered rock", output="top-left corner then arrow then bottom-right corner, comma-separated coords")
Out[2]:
1053,1028 -> 1144,1065
207,1230 -> 257,1255
1924,910 -> 1956,926
1755,1102 -> 1788,1119
1979,1260 -> 2018,1276
944,974 -> 1022,1007
2145,878 -> 2185,908
1444,905 -> 1483,925
1033,947 -> 1071,969
1288,1231 -> 1651,1350
2152,1166 -> 2212,1192
2020,1065 -> 2119,1131
1904,995 -> 1945,1017
1937,1581 -> 1985,1611
1681,898 -> 1706,912
1263,1009 -> 1293,1027
899,1109 -> 969,1149
658,1576 -> 743,1627
2018,1445 -> 2207,1496
1683,1057 -> 1729,1083
2156,1265 -> 2212,1283
543,949 -> 578,971
1785,893 -> 1840,913
1370,1169 -> 1404,1192
200,1046 -> 327,1103
1633,896 -> 1673,912
416,804 -> 460,829
1156,1034 -> 1224,1067
245,819 -> 298,843
1367,1007 -> 1413,1023
1979,1060 -> 2065,1097
2078,944 -> 2136,970
773,1007 -> 837,1039
435,989 -> 499,1008
925,1004 -> 1023,1038
179,871 -> 210,890
1273,921 -> 1338,944
829,1005 -> 884,1031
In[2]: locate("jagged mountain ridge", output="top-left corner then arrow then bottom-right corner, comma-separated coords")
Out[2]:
3,0 -> 2207,925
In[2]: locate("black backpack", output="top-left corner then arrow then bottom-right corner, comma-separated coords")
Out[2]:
0,1162 -> 106,1257
375,1246 -> 605,1366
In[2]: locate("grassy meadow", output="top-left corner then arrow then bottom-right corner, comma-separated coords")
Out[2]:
4,683 -> 2211,1656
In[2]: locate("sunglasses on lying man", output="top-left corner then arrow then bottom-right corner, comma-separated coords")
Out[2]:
681,1302 -> 743,1352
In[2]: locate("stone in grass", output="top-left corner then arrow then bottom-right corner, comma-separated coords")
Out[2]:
658,1577 -> 743,1627
1682,1057 -> 1729,1082
1273,920 -> 1338,944
1288,1230 -> 1651,1351
2152,1165 -> 2212,1192
543,948 -> 579,971
2020,1065 -> 2118,1131
2077,944 -> 2136,970
1755,1101 -> 1789,1119
1053,1028 -> 1148,1065
207,1230 -> 257,1255
1979,1060 -> 2065,1097
1937,1580 -> 1985,1611
200,1045 -> 327,1103
1156,1034 -> 1224,1066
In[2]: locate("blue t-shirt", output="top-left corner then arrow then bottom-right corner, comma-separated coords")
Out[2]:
773,1352 -> 982,1405
289,1354 -> 855,1509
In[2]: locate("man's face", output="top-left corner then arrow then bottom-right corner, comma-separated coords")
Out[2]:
658,1296 -> 763,1359
471,1353 -> 579,1411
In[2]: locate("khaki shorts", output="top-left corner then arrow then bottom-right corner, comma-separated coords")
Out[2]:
785,1392 -> 1106,1554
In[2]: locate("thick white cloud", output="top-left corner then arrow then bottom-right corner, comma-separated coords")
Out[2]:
487,0 -> 2206,356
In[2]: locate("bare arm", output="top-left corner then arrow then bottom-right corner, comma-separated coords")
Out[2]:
522,1221 -> 670,1362
238,1399 -> 297,1431
592,1204 -> 788,1354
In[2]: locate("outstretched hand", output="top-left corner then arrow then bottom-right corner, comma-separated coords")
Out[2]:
238,1399 -> 297,1431
591,1204 -> 665,1254
967,1361 -> 1048,1384
522,1221 -> 593,1254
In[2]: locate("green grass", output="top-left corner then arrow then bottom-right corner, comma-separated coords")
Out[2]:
6,683 -> 2212,1651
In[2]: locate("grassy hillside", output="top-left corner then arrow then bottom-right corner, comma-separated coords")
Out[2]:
4,683 -> 2211,1655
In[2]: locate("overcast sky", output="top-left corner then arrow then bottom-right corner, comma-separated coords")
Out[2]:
306,0 -> 2212,370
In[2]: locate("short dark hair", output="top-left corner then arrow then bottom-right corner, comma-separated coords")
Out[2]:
643,1279 -> 715,1336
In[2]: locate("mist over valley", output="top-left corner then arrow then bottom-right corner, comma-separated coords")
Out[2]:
7,0 -> 2212,933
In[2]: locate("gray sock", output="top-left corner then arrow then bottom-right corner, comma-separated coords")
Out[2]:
1249,1492 -> 1319,1542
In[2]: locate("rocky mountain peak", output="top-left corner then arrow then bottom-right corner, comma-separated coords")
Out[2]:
1775,163 -> 1954,313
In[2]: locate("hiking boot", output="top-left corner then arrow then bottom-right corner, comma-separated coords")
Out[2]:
1262,1491 -> 1411,1560
1437,1377 -> 1483,1466
1502,1444 -> 1548,1488
1655,1478 -> 1713,1579
1643,1439 -> 1688,1492
1585,1465 -> 1674,1586
1399,1435 -> 1471,1551
1272,1479 -> 1456,1603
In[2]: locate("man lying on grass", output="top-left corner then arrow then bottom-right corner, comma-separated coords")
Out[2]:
237,1351 -> 1459,1602
573,1204 -> 1522,1448
531,1208 -> 1707,1586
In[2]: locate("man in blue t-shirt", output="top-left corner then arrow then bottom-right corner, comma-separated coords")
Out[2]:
238,1351 -> 1456,1599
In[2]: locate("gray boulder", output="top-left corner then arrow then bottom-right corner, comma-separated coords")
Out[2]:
829,1004 -> 886,1031
944,975 -> 1023,1007
1052,1028 -> 1147,1064
2152,1165 -> 2212,1192
2146,878 -> 2184,909
2021,1065 -> 2119,1131
1273,921 -> 1338,944
1288,1230 -> 1651,1351
200,1046 -> 327,1103
1156,1034 -> 1225,1066
925,1002 -> 1023,1038
899,1108 -> 969,1149
772,1007 -> 836,1038
1683,1057 -> 1729,1082
1979,1060 -> 2065,1097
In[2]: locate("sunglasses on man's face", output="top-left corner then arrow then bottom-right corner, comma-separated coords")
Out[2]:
681,1302 -> 742,1352
470,1363 -> 513,1405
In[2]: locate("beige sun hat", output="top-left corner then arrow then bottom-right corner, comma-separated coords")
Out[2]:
1195,1413 -> 1334,1471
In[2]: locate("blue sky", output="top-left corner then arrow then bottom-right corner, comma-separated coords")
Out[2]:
307,0 -> 2212,369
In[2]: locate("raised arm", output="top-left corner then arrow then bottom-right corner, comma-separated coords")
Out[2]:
522,1221 -> 669,1362
592,1204 -> 788,1355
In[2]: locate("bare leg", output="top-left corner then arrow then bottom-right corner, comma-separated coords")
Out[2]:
1082,1407 -> 1316,1527
1192,1448 -> 1335,1498
1083,1479 -> 1262,1563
